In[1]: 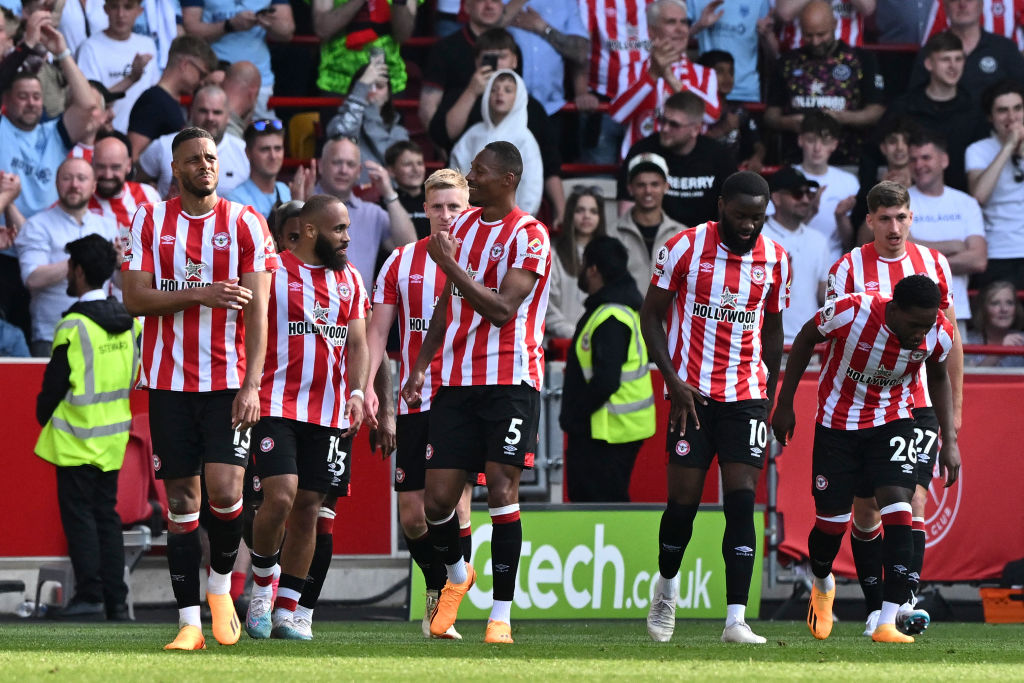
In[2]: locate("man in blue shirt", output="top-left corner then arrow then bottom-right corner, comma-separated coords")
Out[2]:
688,0 -> 771,102
0,23 -> 100,219
181,0 -> 294,118
227,119 -> 293,219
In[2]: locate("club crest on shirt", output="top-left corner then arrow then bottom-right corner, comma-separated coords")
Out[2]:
751,265 -> 766,284
822,300 -> 836,322
909,349 -> 927,362
489,243 -> 505,261
184,258 -> 205,280
212,231 -> 231,250
337,282 -> 352,301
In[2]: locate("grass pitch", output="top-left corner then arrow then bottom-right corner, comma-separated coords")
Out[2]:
1,620 -> 1022,681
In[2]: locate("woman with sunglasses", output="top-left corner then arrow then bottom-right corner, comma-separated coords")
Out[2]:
546,186 -> 607,339
326,54 -> 409,186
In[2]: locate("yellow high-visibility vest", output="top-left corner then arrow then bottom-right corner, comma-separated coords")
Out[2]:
35,313 -> 140,471
574,303 -> 656,444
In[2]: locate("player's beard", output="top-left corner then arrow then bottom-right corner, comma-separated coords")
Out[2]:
180,174 -> 217,198
315,232 -> 348,271
720,219 -> 763,256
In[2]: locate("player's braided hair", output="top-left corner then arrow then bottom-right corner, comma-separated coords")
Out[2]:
893,274 -> 941,311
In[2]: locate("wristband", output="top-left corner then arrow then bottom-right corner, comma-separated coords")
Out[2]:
383,194 -> 400,204
350,389 -> 365,401
543,25 -> 553,38
53,48 -> 71,61
224,18 -> 235,33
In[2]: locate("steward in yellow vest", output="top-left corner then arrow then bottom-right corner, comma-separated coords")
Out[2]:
560,236 -> 655,502
34,234 -> 139,620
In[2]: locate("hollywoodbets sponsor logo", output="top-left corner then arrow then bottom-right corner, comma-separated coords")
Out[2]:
288,320 -> 348,346
159,279 -> 212,291
690,301 -> 758,330
845,365 -> 902,387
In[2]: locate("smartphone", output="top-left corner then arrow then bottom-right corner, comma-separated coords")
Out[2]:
368,46 -> 386,63
482,53 -> 499,70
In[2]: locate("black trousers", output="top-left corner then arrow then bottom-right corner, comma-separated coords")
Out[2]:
55,465 -> 128,606
565,432 -> 642,503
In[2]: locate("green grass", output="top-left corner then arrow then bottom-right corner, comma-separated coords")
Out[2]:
1,620 -> 1023,681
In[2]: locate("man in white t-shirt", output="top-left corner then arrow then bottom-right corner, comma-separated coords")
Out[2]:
795,110 -> 860,263
762,166 -> 830,344
76,0 -> 159,133
908,132 -> 987,327
966,80 -> 1024,289
138,85 -> 249,197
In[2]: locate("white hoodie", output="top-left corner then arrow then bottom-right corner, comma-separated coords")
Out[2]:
449,69 -> 543,214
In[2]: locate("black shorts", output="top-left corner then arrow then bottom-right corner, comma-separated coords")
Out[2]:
812,420 -> 918,511
427,384 -> 539,472
395,411 -> 430,491
665,398 -> 769,470
912,407 -> 940,489
148,389 -> 250,480
249,417 -> 346,495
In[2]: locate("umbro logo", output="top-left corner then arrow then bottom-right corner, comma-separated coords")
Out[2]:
410,274 -> 424,283
160,235 -> 176,244
734,545 -> 754,557
288,281 -> 303,291
865,281 -> 879,290
857,342 -> 873,352
699,261 -> 714,273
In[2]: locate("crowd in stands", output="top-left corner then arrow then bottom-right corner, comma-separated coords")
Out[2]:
1,0 -> 1024,364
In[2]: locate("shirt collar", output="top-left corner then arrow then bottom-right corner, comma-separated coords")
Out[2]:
78,289 -> 106,302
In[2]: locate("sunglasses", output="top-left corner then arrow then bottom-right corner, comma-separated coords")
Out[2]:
786,187 -> 815,199
571,184 -> 604,196
251,119 -> 284,132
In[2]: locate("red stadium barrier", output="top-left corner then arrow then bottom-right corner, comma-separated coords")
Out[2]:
0,362 -> 391,557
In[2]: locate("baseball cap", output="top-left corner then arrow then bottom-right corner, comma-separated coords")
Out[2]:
88,80 -> 126,104
769,167 -> 819,194
627,152 -> 669,182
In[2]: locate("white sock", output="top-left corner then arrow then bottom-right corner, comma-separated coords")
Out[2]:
178,605 -> 201,628
725,603 -> 746,627
657,573 -> 680,599
879,600 -> 900,625
272,607 -> 294,624
207,568 -> 232,595
489,599 -> 512,624
447,558 -> 467,585
294,605 -> 313,622
813,574 -> 835,593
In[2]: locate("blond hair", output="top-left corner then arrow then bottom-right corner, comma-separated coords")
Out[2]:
424,168 -> 469,196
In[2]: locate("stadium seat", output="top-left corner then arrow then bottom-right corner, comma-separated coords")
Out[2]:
288,112 -> 321,161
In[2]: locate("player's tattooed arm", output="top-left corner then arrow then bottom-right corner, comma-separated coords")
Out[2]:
926,356 -> 960,487
771,317 -> 826,446
342,317 -> 369,438
640,285 -> 707,434
401,284 -> 450,408
121,271 -> 253,316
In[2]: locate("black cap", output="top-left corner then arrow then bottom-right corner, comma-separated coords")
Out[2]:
769,167 -> 820,193
88,80 -> 126,104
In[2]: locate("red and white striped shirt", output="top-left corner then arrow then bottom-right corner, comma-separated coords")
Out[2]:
609,57 -> 720,159
440,207 -> 550,389
923,0 -> 1024,49
777,0 -> 864,50
651,221 -> 790,402
827,241 -> 954,408
122,196 -> 279,392
577,0 -> 650,100
90,182 -> 161,231
815,292 -> 954,430
374,237 -> 445,414
68,143 -> 93,163
261,250 -> 367,429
